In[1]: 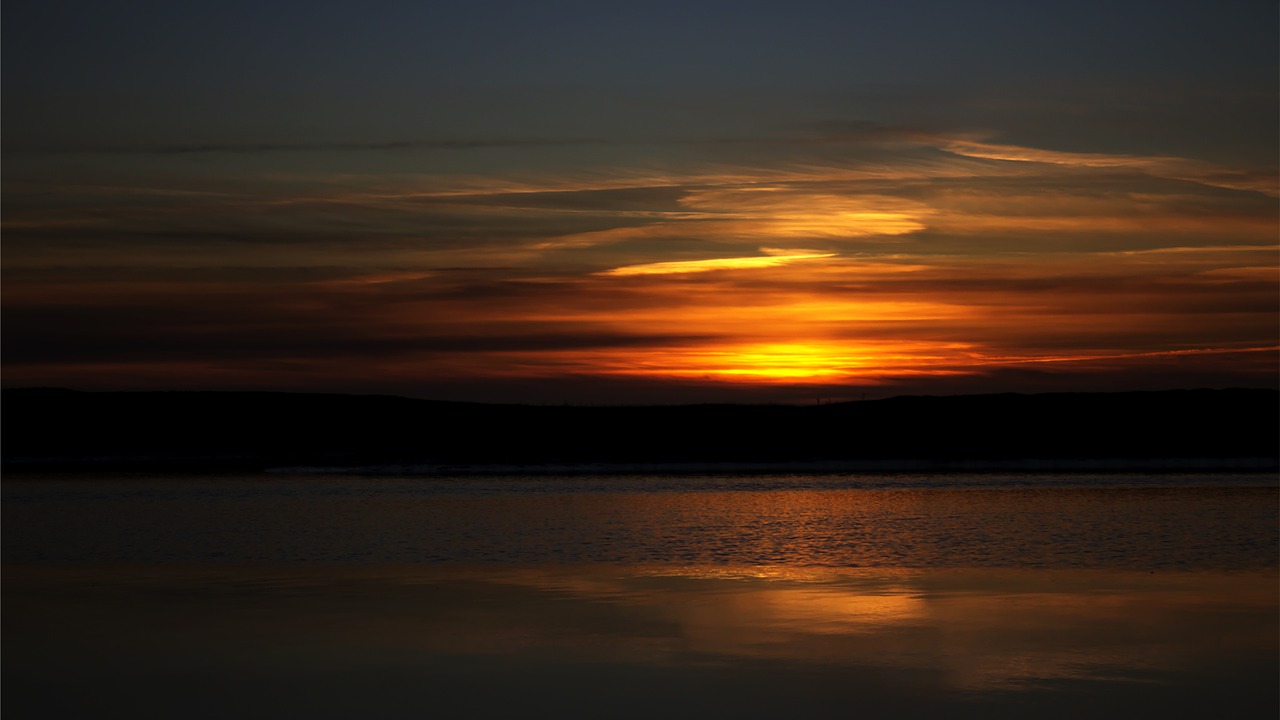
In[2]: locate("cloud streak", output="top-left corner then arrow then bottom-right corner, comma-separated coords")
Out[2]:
5,112 -> 1275,402
941,139 -> 1279,196
601,253 -> 837,276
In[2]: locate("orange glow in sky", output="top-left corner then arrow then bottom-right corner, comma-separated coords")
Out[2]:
597,341 -> 970,382
4,130 -> 1276,402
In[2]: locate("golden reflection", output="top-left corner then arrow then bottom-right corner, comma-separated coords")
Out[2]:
7,565 -> 1276,715
460,566 -> 1277,690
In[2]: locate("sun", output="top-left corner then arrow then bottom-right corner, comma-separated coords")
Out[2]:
575,340 -> 969,384
699,343 -> 872,380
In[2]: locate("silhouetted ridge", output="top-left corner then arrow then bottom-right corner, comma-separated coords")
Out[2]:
3,388 -> 1276,472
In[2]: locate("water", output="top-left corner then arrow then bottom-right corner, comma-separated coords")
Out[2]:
4,473 -> 1275,567
4,473 -> 1277,718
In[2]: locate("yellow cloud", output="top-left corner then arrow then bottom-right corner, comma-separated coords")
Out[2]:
601,253 -> 836,276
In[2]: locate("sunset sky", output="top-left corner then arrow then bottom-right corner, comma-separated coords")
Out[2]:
4,0 -> 1277,403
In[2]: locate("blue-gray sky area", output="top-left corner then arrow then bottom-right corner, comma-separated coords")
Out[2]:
4,0 -> 1277,403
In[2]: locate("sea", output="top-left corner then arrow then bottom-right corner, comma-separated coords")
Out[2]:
3,472 -> 1277,718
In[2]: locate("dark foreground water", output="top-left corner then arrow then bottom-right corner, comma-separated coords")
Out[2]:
4,473 -> 1277,718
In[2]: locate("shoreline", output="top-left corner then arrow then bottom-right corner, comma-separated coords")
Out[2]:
269,456 -> 1280,476
5,455 -> 1277,477
5,456 -> 1277,478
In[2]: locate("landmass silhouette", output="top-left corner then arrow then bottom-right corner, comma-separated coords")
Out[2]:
3,388 -> 1276,474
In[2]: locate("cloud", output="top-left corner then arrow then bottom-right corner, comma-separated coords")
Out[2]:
318,271 -> 438,286
8,138 -> 607,156
676,188 -> 932,238
524,186 -> 934,254
601,253 -> 837,276
4,113 -> 1275,402
940,139 -> 1279,196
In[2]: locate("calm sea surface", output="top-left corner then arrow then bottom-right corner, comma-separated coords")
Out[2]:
4,473 -> 1277,718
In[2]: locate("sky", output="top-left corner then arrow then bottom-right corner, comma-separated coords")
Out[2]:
3,0 -> 1277,404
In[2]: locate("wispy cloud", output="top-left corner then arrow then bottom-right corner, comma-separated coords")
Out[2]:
941,138 -> 1278,196
8,138 -> 606,156
601,253 -> 836,276
5,119 -> 1274,399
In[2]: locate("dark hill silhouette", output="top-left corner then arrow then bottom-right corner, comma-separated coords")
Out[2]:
2,388 -> 1276,473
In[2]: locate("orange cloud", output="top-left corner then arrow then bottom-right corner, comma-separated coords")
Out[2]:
941,139 -> 1278,196
5,121 -> 1275,400
677,188 -> 932,238
532,188 -> 930,252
